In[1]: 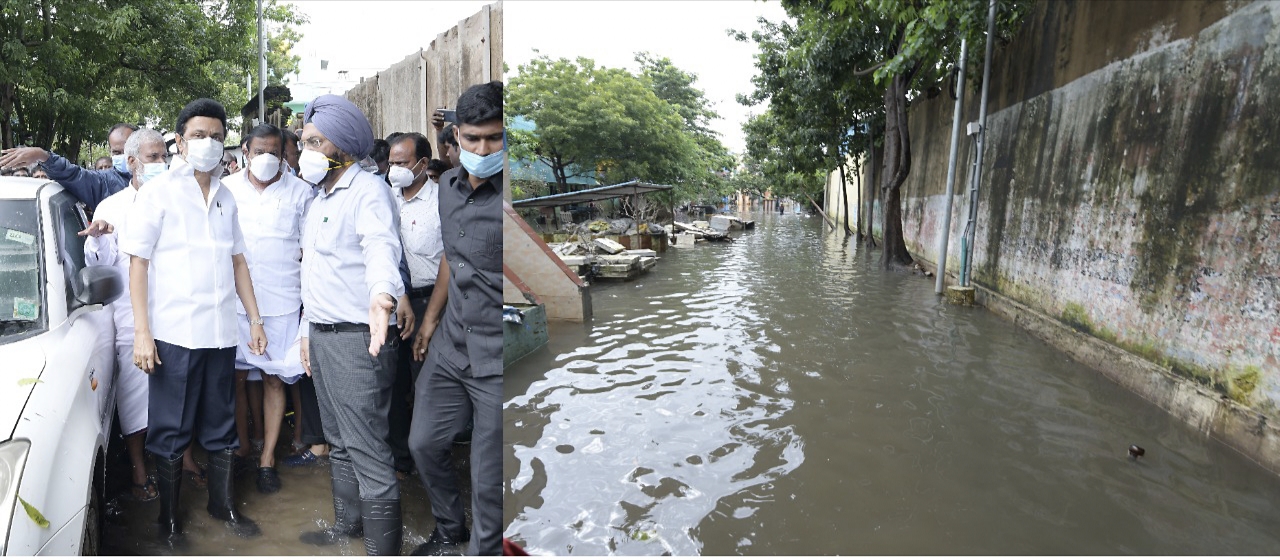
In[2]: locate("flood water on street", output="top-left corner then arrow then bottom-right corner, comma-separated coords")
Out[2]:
503,212 -> 1280,555
101,436 -> 473,554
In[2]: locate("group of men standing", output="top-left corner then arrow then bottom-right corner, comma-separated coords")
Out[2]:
0,81 -> 505,556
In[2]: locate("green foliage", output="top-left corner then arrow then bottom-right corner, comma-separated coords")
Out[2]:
739,0 -> 1032,263
507,54 -> 731,204
0,0 -> 306,160
734,13 -> 883,205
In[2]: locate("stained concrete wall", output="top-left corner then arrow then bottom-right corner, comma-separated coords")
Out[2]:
344,2 -> 502,159
894,0 -> 1280,421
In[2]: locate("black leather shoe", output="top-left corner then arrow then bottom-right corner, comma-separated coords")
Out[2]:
411,526 -> 469,556
207,449 -> 261,539
256,467 -> 282,494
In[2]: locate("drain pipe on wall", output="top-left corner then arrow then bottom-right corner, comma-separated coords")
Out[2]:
935,38 -> 968,295
961,0 -> 998,288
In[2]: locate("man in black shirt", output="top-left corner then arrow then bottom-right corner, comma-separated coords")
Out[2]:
410,81 -> 503,556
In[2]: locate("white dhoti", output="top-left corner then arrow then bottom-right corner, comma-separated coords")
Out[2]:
115,345 -> 149,436
235,311 -> 305,385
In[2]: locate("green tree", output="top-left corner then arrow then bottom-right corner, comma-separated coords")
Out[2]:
1,0 -> 305,160
507,55 -> 699,198
636,53 -> 736,204
739,0 -> 1030,267
736,15 -> 883,231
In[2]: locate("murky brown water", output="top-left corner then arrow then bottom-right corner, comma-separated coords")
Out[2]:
102,432 -> 472,554
503,212 -> 1280,555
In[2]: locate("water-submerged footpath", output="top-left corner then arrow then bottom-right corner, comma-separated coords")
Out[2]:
825,0 -> 1280,473
503,215 -> 1280,555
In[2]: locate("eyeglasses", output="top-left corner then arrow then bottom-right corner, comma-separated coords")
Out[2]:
301,137 -> 328,149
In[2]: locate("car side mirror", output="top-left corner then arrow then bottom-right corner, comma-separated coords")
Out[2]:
74,265 -> 125,307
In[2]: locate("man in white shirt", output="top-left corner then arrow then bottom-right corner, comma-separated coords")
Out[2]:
222,123 -> 314,494
121,98 -> 270,543
80,128 -> 170,502
385,131 -> 443,478
294,94 -> 406,556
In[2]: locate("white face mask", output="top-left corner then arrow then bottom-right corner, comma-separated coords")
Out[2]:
183,137 -> 224,173
299,149 -> 337,185
249,153 -> 281,183
387,165 -> 415,189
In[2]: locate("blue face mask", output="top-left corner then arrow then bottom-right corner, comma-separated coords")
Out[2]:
139,162 -> 167,184
458,146 -> 505,179
111,154 -> 129,174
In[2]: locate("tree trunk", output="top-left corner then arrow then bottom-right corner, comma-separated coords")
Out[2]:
879,74 -> 914,268
838,158 -> 853,235
0,83 -> 13,149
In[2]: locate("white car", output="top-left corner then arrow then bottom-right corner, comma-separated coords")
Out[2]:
0,177 -> 123,555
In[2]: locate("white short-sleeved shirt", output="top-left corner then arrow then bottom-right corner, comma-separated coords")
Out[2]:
120,162 -> 247,349
84,186 -> 139,349
222,169 -> 314,317
395,181 -> 444,288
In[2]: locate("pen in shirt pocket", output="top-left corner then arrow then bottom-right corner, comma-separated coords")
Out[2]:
217,201 -> 223,215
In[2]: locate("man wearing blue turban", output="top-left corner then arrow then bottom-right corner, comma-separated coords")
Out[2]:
294,94 -> 408,556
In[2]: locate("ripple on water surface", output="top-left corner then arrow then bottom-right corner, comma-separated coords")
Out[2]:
504,213 -> 1280,555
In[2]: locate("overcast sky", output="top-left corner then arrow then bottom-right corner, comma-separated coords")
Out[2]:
285,1 -> 788,154
505,1 -> 789,154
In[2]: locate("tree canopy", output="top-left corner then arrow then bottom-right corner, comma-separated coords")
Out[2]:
739,0 -> 1031,267
1,0 -> 306,161
507,54 -> 734,206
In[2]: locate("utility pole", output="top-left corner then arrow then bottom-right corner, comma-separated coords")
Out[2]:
257,0 -> 266,126
935,38 -> 967,295
960,0 -> 997,289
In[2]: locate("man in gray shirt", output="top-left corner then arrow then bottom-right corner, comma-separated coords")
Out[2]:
410,81 -> 504,556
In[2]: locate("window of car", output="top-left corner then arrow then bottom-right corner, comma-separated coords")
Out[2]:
0,197 -> 46,341
49,192 -> 89,312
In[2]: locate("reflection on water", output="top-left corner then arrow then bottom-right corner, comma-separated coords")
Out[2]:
503,212 -> 1280,555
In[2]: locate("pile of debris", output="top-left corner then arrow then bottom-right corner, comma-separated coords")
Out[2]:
551,241 -> 658,281
672,221 -> 731,244
549,223 -> 660,281
571,218 -> 666,237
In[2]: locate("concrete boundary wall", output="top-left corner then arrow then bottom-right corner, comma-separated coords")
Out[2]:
877,0 -> 1280,469
344,2 -> 502,158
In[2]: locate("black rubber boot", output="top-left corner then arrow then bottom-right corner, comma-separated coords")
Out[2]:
300,458 -> 364,546
410,526 -> 469,556
206,448 -> 261,539
361,499 -> 403,556
155,454 -> 184,544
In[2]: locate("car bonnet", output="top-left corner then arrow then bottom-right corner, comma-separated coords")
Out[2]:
0,337 -> 46,442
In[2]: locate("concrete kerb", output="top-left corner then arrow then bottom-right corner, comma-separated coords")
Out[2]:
980,280 -> 1280,477
916,255 -> 1280,476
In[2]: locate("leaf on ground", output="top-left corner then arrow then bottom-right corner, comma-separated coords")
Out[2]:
19,497 -> 50,528
17,378 -> 42,386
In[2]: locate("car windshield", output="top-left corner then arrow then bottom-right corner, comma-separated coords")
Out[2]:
0,199 -> 43,339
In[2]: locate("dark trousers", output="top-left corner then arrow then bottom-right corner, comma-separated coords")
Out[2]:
390,290 -> 431,471
310,327 -> 400,501
295,374 -> 326,446
409,354 -> 502,556
145,340 -> 238,461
